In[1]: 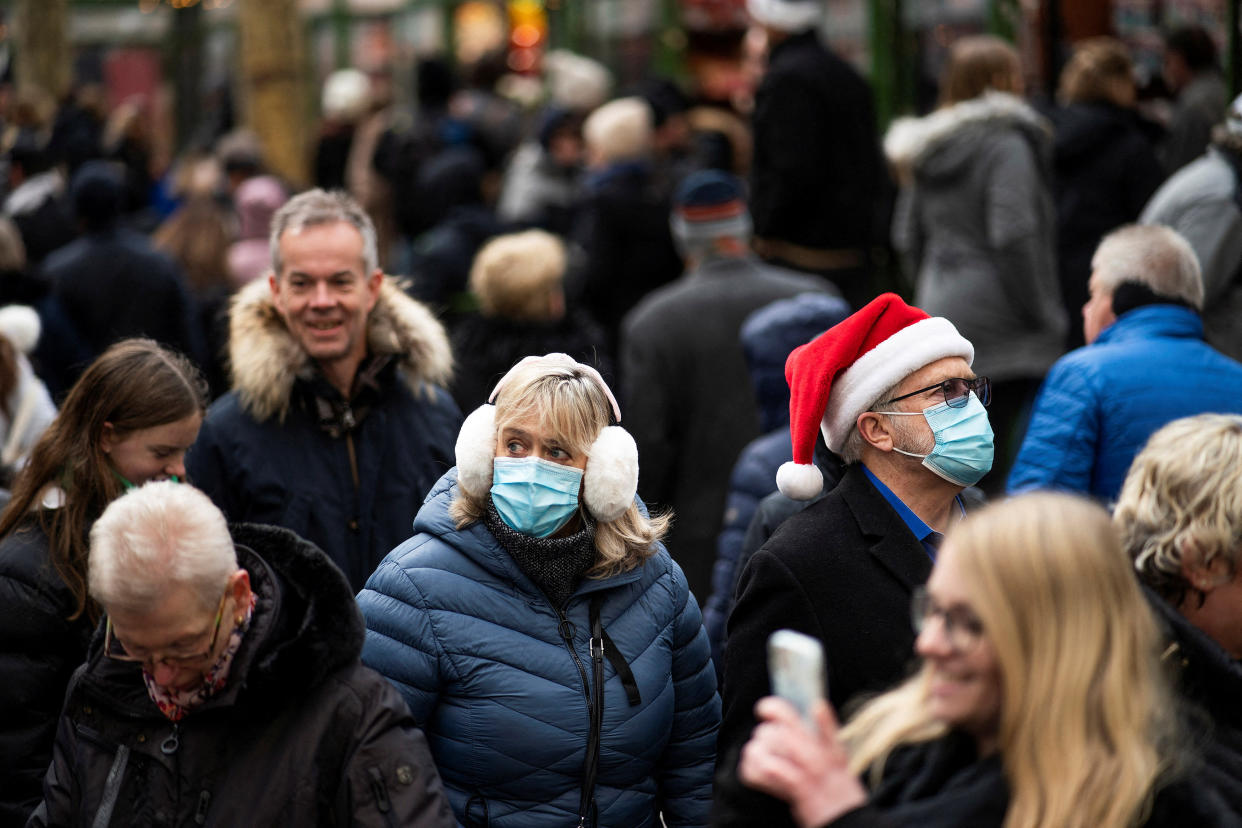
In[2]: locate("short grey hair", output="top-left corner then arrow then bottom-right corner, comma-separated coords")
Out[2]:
89,482 -> 238,615
269,188 -> 379,277
1091,224 -> 1204,310
838,379 -> 903,464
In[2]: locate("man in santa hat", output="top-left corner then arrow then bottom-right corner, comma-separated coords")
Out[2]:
712,293 -> 994,827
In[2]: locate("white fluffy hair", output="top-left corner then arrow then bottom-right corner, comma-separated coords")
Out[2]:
89,482 -> 238,615
269,188 -> 379,277
583,97 -> 653,164
1090,224 -> 1204,309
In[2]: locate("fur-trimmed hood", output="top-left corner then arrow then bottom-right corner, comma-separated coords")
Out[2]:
228,276 -> 453,422
884,91 -> 1052,184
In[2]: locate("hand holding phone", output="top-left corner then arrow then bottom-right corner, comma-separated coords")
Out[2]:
767,629 -> 827,725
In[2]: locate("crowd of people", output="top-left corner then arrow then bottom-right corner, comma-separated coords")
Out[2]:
1,0 -> 1241,825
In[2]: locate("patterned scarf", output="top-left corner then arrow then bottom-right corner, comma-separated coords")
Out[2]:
143,593 -> 257,722
483,497 -> 597,609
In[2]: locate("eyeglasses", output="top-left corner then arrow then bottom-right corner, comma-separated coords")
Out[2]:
105,593 -> 228,670
882,377 -> 991,410
910,586 -> 985,652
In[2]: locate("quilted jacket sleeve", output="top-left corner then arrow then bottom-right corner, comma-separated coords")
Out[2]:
357,548 -> 445,727
1006,358 -> 1100,496
657,560 -> 722,828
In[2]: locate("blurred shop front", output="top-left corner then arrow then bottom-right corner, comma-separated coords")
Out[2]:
34,0 -> 1240,173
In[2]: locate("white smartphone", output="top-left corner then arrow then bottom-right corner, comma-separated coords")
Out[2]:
767,629 -> 827,724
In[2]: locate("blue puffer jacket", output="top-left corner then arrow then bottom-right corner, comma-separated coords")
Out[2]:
1008,305 -> 1242,501
358,470 -> 720,828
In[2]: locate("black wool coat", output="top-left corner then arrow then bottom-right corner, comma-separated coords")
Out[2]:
712,465 -> 935,828
29,523 -> 455,828
750,31 -> 883,254
0,519 -> 94,828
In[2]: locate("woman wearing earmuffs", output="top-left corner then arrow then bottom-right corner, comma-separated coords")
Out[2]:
358,353 -> 720,828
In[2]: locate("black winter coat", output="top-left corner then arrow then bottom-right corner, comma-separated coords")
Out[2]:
1050,102 -> 1164,348
750,31 -> 882,254
449,308 -> 613,413
713,465 -> 938,828
187,369 -> 461,592
40,228 -> 204,377
826,730 -> 1230,828
29,523 -> 456,828
0,520 -> 93,827
1146,587 -> 1242,818
571,161 -> 683,358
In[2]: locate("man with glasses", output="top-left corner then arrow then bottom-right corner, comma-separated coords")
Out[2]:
30,482 -> 455,827
1008,224 -> 1242,503
713,293 -> 992,828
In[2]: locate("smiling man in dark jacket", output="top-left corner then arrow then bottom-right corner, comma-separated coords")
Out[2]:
186,189 -> 462,590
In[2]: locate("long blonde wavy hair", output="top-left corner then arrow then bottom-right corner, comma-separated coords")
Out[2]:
841,493 -> 1180,828
450,359 -> 670,577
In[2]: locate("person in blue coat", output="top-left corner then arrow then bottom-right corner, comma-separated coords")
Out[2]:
1008,224 -> 1242,503
358,353 -> 720,828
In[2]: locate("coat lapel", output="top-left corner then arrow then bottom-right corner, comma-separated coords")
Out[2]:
838,465 -> 933,591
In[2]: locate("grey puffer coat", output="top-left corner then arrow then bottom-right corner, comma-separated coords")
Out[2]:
886,92 -> 1066,381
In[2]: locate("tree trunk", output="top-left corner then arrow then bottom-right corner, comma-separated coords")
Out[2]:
237,0 -> 310,188
13,0 -> 70,102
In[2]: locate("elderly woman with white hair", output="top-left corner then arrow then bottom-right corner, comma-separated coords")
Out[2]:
1116,413 -> 1242,818
30,482 -> 455,827
359,353 -> 719,828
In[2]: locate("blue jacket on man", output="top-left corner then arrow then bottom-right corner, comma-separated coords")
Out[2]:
1008,304 -> 1242,501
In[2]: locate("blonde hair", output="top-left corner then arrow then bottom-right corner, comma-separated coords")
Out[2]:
843,493 -> 1178,828
939,36 -> 1023,106
1058,37 -> 1136,106
1115,414 -> 1242,606
450,359 -> 669,576
583,97 -> 653,164
469,230 -> 567,321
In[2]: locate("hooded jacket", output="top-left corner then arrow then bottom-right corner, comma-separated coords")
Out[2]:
886,92 -> 1065,381
186,277 -> 462,591
357,470 -> 720,828
29,523 -> 456,828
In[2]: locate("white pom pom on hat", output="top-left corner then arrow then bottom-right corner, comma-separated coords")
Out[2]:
778,293 -> 973,500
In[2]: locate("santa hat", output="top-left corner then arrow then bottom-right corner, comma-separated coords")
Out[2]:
747,0 -> 823,31
776,293 -> 973,500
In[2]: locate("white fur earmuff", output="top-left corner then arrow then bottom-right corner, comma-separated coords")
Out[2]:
454,403 -> 498,497
582,426 -> 638,522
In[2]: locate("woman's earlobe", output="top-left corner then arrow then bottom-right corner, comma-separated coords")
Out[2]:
100,422 -> 116,453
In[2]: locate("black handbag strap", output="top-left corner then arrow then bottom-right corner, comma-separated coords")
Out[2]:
577,595 -> 645,827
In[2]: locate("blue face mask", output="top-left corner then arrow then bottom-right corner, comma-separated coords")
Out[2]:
887,392 -> 994,487
491,456 -> 584,538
